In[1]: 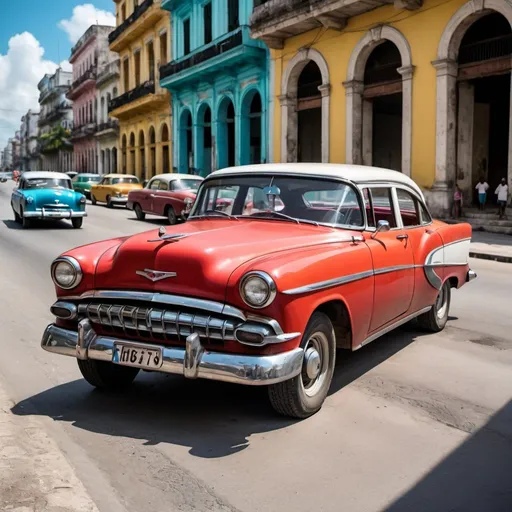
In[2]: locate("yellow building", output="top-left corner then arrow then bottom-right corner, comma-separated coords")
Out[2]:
109,0 -> 172,180
251,0 -> 512,215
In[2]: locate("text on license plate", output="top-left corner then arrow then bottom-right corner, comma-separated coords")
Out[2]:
114,344 -> 163,370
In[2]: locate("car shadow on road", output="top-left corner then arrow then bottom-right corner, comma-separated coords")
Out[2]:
2,219 -> 73,230
384,399 -> 512,512
11,324 -> 428,459
127,217 -> 185,226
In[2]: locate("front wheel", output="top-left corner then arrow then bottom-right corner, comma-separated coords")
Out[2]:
106,196 -> 113,208
134,203 -> 145,220
268,312 -> 336,418
417,280 -> 451,332
77,359 -> 139,390
91,194 -> 97,205
167,206 -> 177,225
12,206 -> 21,224
21,209 -> 31,229
71,217 -> 83,229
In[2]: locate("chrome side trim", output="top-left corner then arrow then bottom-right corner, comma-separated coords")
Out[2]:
41,322 -> 304,386
283,270 -> 374,295
374,264 -> 421,276
424,266 -> 442,290
355,306 -> 432,350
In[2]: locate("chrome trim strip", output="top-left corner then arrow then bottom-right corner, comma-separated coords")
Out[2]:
41,322 -> 304,387
283,270 -> 374,295
373,264 -> 421,276
355,306 -> 432,350
424,266 -> 442,290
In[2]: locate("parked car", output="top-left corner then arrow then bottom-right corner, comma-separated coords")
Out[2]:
66,171 -> 78,180
72,173 -> 102,199
127,173 -> 203,225
41,164 -> 475,418
11,171 -> 87,229
0,171 -> 13,182
90,173 -> 142,208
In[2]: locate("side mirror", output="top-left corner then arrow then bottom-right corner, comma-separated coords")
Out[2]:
371,220 -> 391,239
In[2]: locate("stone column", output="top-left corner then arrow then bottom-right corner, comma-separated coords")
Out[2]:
431,59 -> 458,215
456,81 -> 474,205
398,65 -> 415,177
342,80 -> 364,165
278,94 -> 295,163
362,99 -> 373,166
319,83 -> 331,163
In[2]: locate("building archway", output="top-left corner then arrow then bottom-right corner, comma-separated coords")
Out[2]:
434,0 -> 512,211
196,103 -> 212,176
112,147 -> 117,173
345,25 -> 413,175
241,89 -> 263,165
281,48 -> 330,163
149,126 -> 156,177
161,123 -> 170,174
139,130 -> 146,181
217,97 -> 236,169
129,132 -> 136,174
121,134 -> 127,173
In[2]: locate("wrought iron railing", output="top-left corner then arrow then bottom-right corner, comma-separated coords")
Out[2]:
96,119 -> 119,132
108,80 -> 155,112
109,0 -> 154,44
459,34 -> 512,65
70,66 -> 97,91
71,123 -> 97,139
160,29 -> 243,80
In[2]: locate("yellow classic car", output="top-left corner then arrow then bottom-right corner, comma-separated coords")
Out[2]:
90,174 -> 142,208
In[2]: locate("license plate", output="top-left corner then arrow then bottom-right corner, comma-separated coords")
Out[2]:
113,344 -> 163,370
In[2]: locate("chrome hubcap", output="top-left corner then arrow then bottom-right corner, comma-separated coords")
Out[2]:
301,332 -> 329,397
305,347 -> 321,380
436,284 -> 448,319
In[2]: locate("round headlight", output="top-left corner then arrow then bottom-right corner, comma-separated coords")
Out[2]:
240,271 -> 276,309
26,196 -> 34,204
51,257 -> 83,290
79,195 -> 86,204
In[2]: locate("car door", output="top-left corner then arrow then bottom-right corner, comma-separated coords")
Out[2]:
146,179 -> 160,213
153,179 -> 171,215
96,177 -> 109,202
364,186 -> 415,332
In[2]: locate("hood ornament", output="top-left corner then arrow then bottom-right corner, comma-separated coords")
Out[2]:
148,227 -> 188,243
136,269 -> 177,282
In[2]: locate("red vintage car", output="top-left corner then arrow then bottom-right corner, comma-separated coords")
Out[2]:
127,173 -> 203,225
41,164 -> 476,418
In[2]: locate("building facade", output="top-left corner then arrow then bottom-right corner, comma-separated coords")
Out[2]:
109,0 -> 171,181
68,25 -> 117,173
20,110 -> 41,171
38,69 -> 73,172
250,0 -> 512,215
160,0 -> 269,175
96,59 -> 120,174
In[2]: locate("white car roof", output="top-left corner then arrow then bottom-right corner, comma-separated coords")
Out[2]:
149,173 -> 203,182
22,171 -> 71,180
211,164 -> 425,200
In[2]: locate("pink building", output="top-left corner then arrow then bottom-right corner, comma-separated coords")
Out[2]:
67,25 -> 116,173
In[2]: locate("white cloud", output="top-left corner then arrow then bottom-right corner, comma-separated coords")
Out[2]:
0,32 -> 62,149
58,4 -> 115,44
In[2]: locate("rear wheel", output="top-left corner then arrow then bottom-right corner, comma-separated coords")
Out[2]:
167,206 -> 177,225
106,195 -> 113,208
417,280 -> 451,332
268,312 -> 336,418
134,203 -> 145,220
91,194 -> 97,205
71,217 -> 83,229
77,359 -> 139,390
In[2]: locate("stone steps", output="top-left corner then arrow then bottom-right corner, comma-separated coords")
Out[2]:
439,217 -> 512,235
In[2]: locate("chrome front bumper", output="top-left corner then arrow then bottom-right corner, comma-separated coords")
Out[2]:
41,321 -> 304,386
110,196 -> 128,204
24,209 -> 87,219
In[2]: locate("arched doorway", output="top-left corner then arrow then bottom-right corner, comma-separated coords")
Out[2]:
217,97 -> 236,169
197,104 -> 212,176
241,90 -> 263,165
179,110 -> 193,173
149,126 -> 156,177
363,41 -> 403,171
121,135 -> 127,173
139,130 -> 146,181
456,13 -> 512,204
112,147 -> 117,173
129,133 -> 136,174
161,123 -> 170,174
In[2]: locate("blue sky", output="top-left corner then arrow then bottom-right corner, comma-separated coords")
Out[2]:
0,0 -> 114,63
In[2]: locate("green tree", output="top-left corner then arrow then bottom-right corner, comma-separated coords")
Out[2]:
39,125 -> 72,153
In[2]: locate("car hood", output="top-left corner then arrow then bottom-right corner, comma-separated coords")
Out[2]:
94,219 -> 345,302
22,188 -> 80,206
112,183 -> 142,194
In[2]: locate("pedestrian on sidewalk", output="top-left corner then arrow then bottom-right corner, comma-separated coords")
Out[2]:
453,183 -> 463,219
495,178 -> 509,220
475,177 -> 489,211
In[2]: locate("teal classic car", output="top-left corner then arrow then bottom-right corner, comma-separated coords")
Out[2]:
72,173 -> 102,198
11,171 -> 87,229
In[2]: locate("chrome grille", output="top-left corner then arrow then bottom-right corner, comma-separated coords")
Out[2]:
43,203 -> 69,209
78,302 -> 239,344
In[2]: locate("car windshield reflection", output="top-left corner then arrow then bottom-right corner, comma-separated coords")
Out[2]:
172,179 -> 201,191
25,179 -> 71,190
112,177 -> 139,185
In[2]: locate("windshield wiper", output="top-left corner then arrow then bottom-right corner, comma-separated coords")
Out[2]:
191,210 -> 239,221
245,211 -> 301,224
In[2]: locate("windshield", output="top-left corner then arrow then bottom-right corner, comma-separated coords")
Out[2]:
84,175 -> 101,183
112,177 -> 139,185
172,179 -> 201,191
24,178 -> 71,190
191,175 -> 364,228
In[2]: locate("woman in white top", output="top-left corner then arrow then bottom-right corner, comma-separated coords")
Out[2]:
495,178 -> 509,219
475,177 -> 489,211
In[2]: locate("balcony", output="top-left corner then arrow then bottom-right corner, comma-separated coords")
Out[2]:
38,102 -> 72,126
95,119 -> 119,137
109,0 -> 166,53
108,80 -> 169,119
71,123 -> 97,141
39,85 -> 68,105
67,66 -> 97,100
160,27 -> 266,90
96,61 -> 120,88
250,0 -> 422,47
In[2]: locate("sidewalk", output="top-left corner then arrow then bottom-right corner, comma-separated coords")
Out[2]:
470,231 -> 512,263
0,379 -> 99,512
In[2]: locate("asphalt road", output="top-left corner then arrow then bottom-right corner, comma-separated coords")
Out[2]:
0,182 -> 511,512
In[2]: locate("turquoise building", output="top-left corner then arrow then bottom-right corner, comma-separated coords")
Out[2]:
160,0 -> 269,175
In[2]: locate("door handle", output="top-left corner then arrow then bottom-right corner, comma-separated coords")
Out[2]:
396,234 -> 409,240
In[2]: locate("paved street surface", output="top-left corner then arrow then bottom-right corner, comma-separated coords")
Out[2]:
0,181 -> 511,512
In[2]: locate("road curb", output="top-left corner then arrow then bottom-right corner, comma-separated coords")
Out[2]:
469,251 -> 512,264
